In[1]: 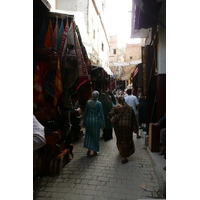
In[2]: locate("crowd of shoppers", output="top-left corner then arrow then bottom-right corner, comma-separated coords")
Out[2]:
33,86 -> 150,165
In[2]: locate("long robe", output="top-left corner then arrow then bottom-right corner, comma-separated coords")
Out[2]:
108,103 -> 138,157
99,93 -> 113,141
83,100 -> 105,152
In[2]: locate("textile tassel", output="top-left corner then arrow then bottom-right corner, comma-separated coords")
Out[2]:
59,17 -> 69,56
53,17 -> 59,51
44,19 -> 53,47
33,63 -> 43,110
54,58 -> 63,107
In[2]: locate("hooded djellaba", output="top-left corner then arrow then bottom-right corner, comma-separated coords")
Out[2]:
108,96 -> 138,164
99,93 -> 113,141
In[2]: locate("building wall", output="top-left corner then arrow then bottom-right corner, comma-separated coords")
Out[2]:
56,0 -> 109,69
56,0 -> 88,30
125,43 -> 141,62
157,1 -> 166,75
109,35 -> 118,65
48,0 -> 56,9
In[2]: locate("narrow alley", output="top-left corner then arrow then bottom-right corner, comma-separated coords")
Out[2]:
33,131 -> 164,200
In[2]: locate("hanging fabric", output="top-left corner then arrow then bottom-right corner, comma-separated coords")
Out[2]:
57,19 -> 64,52
44,19 -> 53,47
52,17 -> 59,51
33,63 -> 44,110
74,21 -> 90,90
36,18 -> 46,47
36,19 -> 53,60
48,18 -> 59,72
45,72 -> 55,97
59,16 -> 69,56
39,60 -> 48,91
61,20 -> 77,69
54,58 -> 63,107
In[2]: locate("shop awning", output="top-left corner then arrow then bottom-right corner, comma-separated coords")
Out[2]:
104,66 -> 113,76
133,67 -> 138,77
131,0 -> 164,39
112,59 -> 142,67
110,59 -> 141,81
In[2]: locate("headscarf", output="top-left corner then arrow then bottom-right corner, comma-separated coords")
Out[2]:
99,93 -> 113,129
92,91 -> 99,100
118,96 -> 126,105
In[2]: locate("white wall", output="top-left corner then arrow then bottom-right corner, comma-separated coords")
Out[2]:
56,0 -> 88,35
157,26 -> 166,74
56,0 -> 109,71
48,0 -> 56,9
157,1 -> 166,74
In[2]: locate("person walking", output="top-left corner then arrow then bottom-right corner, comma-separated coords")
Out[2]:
125,88 -> 141,138
137,87 -> 146,129
99,92 -> 113,141
108,96 -> 138,164
83,91 -> 105,156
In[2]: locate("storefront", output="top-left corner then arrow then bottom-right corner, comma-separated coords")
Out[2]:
33,0 -> 95,178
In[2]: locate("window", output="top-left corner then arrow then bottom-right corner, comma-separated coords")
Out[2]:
102,43 -> 104,52
93,30 -> 95,39
113,49 -> 116,54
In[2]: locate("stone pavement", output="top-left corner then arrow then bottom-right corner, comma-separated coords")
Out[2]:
33,130 -> 165,200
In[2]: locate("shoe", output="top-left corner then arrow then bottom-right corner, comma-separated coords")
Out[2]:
93,151 -> 97,156
87,149 -> 91,156
122,158 -> 128,164
158,150 -> 165,155
69,144 -> 74,158
137,135 -> 142,139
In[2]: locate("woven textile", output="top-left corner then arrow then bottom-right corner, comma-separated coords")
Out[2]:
54,58 -> 63,107
52,18 -> 59,51
108,104 -> 138,157
74,22 -> 90,90
57,19 -> 64,52
44,19 -> 53,47
59,19 -> 69,56
36,18 -> 46,47
33,63 -> 43,110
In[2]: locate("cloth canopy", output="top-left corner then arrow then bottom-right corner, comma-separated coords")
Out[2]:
110,59 -> 142,80
112,59 -> 142,67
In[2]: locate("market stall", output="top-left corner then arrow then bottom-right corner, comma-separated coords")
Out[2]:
33,0 -> 92,177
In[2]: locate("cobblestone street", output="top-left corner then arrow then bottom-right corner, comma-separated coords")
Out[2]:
33,131 -> 164,200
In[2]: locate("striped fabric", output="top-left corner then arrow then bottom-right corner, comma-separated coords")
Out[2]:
52,18 -> 59,51
59,18 -> 69,56
36,18 -> 46,47
57,19 -> 64,52
54,58 -> 63,107
33,63 -> 43,110
83,100 -> 105,152
44,19 -> 53,47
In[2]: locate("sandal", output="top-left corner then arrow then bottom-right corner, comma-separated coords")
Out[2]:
87,149 -> 91,156
122,158 -> 128,164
